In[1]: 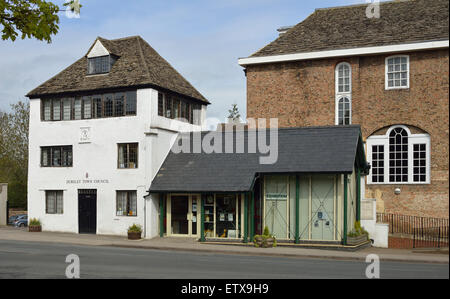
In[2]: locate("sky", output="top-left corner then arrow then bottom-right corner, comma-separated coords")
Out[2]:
0,0 -> 368,124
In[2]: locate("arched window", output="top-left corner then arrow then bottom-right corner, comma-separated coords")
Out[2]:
367,125 -> 430,184
336,63 -> 351,93
389,127 -> 409,183
335,62 -> 351,125
338,97 -> 351,125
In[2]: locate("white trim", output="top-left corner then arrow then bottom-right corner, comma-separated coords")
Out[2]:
367,126 -> 431,185
385,55 -> 410,90
238,40 -> 449,66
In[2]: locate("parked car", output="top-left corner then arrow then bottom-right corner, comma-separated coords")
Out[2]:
14,215 -> 28,227
8,214 -> 27,226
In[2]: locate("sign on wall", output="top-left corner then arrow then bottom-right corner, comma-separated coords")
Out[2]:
79,127 -> 91,144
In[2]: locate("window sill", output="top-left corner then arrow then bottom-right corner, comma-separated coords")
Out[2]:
385,86 -> 410,91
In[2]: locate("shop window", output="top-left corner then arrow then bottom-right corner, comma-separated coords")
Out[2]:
215,194 -> 237,238
46,190 -> 63,214
118,143 -> 138,169
116,191 -> 137,216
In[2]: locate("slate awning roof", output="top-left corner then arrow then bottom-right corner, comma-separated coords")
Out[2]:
27,36 -> 209,104
250,0 -> 449,58
149,126 -> 369,193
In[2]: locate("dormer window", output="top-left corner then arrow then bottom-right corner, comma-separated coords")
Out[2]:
87,55 -> 117,75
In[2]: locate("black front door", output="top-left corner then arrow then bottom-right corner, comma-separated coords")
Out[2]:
78,189 -> 97,234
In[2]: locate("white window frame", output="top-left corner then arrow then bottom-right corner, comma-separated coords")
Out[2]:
367,125 -> 430,185
335,62 -> 352,125
385,55 -> 410,90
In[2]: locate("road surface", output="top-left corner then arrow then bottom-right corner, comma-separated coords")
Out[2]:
0,240 -> 447,279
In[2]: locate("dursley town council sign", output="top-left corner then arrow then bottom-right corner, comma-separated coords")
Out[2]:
66,179 -> 110,184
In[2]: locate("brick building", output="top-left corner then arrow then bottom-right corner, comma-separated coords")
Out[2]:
239,0 -> 449,218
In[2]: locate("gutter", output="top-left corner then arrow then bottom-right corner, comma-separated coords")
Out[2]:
238,40 -> 449,66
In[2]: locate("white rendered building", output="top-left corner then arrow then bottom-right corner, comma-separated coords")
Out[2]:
26,36 -> 208,238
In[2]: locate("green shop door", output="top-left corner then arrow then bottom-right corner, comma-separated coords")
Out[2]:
311,176 -> 336,241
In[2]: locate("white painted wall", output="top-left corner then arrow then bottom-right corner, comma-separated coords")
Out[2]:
0,183 -> 7,225
27,87 -> 205,237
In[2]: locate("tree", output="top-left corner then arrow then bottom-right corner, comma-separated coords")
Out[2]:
0,101 -> 29,209
0,0 -> 82,43
227,103 -> 241,123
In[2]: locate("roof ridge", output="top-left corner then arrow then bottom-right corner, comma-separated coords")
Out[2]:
135,36 -> 152,82
314,0 -> 413,11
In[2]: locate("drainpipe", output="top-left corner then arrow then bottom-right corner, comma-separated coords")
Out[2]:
250,191 -> 255,242
356,168 -> 361,222
159,194 -> 165,237
243,193 -> 248,243
295,175 -> 300,244
343,174 -> 348,245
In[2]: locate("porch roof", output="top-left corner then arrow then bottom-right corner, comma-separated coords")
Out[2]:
148,125 -> 369,193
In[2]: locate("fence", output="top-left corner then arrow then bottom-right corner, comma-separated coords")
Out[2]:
377,213 -> 449,248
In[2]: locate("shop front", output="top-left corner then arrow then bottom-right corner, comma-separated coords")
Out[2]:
149,126 -> 370,245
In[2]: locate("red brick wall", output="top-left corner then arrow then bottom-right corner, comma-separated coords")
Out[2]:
246,49 -> 449,218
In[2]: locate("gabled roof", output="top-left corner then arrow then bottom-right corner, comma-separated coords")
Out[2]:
250,0 -> 449,58
27,36 -> 209,104
149,126 -> 369,193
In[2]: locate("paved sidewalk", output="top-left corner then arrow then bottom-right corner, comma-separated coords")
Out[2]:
0,226 -> 448,264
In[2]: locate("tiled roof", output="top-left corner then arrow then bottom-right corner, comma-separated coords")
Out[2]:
251,0 -> 449,57
27,36 -> 209,103
149,126 -> 368,193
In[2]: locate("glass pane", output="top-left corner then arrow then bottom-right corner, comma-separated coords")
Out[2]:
53,99 -> 61,120
126,91 -> 137,115
171,196 -> 189,235
83,97 -> 92,119
104,94 -> 113,117
74,98 -> 82,120
62,98 -> 72,120
216,194 -> 237,238
114,93 -> 125,117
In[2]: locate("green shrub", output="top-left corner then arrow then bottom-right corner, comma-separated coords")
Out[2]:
127,224 -> 142,233
347,221 -> 369,238
263,226 -> 270,236
29,218 -> 41,226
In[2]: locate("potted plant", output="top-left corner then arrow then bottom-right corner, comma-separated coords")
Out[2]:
347,221 -> 369,245
28,218 -> 42,232
127,224 -> 142,240
253,226 -> 277,248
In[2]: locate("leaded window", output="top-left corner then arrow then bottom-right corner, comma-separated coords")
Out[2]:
118,143 -> 138,169
46,190 -> 63,214
116,191 -> 137,216
41,146 -> 73,167
87,55 -> 113,75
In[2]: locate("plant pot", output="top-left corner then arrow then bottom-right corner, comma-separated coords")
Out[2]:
128,231 -> 141,240
262,237 -> 275,248
29,225 -> 41,232
347,234 -> 368,246
254,236 -> 263,247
